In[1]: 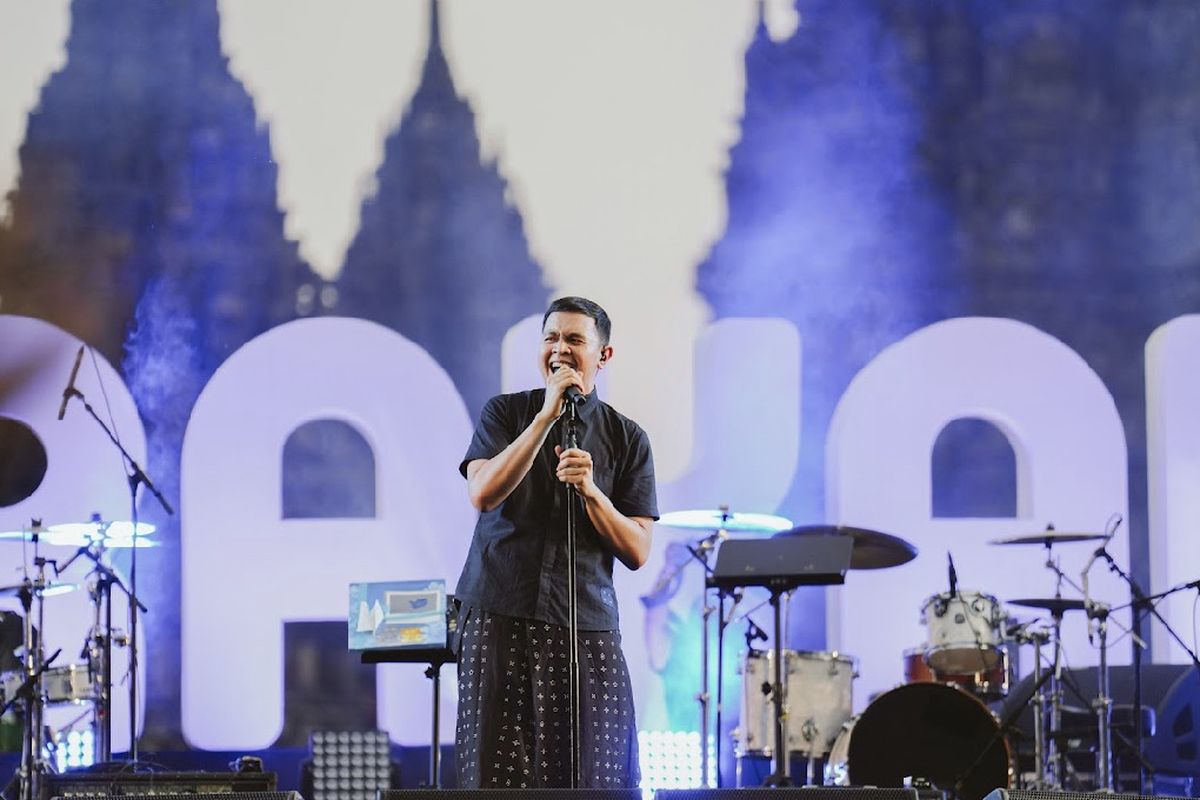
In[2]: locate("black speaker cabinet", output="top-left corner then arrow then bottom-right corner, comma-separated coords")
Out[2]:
984,791 -> 1159,800
49,795 -> 298,800
379,792 -> 641,800
657,790 -> 921,800
42,771 -> 279,800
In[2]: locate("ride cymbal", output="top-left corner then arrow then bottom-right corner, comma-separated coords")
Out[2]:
990,531 -> 1108,546
774,524 -> 917,570
658,508 -> 793,534
0,519 -> 157,548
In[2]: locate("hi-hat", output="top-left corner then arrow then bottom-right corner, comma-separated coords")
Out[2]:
1009,597 -> 1088,614
658,509 -> 793,534
774,524 -> 918,570
990,530 -> 1108,547
0,519 -> 157,548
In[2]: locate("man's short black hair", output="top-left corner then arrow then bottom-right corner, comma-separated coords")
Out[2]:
543,296 -> 612,346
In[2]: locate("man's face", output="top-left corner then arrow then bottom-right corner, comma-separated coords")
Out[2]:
540,311 -> 612,393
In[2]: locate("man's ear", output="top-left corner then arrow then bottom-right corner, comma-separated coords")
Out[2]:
599,345 -> 614,367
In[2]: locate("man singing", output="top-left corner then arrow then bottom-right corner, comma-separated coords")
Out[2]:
454,296 -> 658,788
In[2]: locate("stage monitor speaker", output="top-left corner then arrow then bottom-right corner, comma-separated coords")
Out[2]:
49,795 -> 299,800
657,790 -> 922,800
379,791 -> 641,800
984,790 -> 1159,800
381,791 -> 924,800
41,771 -> 279,800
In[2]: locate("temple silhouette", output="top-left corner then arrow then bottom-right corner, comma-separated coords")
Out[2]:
336,0 -> 547,420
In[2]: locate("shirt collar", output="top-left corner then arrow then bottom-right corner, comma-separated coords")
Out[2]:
554,386 -> 600,420
576,387 -> 600,418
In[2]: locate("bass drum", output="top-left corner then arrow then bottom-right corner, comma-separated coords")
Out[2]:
825,682 -> 1009,800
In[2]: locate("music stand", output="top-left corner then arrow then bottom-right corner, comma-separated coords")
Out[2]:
707,536 -> 853,786
358,598 -> 458,789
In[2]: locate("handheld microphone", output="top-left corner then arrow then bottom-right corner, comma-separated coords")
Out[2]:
57,345 -> 85,421
551,364 -> 585,406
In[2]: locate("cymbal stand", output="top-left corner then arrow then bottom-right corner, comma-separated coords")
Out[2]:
686,518 -> 727,788
88,563 -> 112,764
1028,627 -> 1049,789
64,544 -> 143,764
13,543 -> 56,800
1089,602 -> 1113,790
1042,543 -> 1066,789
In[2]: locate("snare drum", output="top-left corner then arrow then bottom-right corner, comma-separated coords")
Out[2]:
825,682 -> 1010,800
43,664 -> 94,705
920,590 -> 1004,674
736,649 -> 856,757
1,664 -> 93,706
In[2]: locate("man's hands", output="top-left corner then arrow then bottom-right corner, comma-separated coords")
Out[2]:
555,444 -> 597,500
555,443 -> 652,570
541,365 -> 584,420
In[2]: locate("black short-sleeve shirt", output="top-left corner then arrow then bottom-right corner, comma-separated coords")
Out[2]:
454,388 -> 659,630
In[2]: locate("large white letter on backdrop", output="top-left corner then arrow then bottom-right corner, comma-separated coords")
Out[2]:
504,315 -> 801,730
181,317 -> 475,750
827,317 -> 1128,707
1146,314 -> 1200,663
0,315 -> 145,751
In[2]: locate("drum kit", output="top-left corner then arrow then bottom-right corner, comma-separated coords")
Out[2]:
657,509 -> 1134,800
0,515 -> 155,800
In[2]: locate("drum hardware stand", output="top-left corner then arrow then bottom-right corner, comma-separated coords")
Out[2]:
1087,601 -> 1113,791
686,514 -> 727,789
711,583 -> 735,789
61,379 -> 172,764
56,542 -> 145,764
1026,626 -> 1050,789
731,611 -> 768,789
1039,542 -> 1079,789
1002,620 -> 1050,789
5,536 -> 64,800
802,725 -> 821,788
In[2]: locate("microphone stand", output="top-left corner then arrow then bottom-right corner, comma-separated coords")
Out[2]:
1097,551 -> 1200,794
563,401 -> 582,788
61,386 -> 172,763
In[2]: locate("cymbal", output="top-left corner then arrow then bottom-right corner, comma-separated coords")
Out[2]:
0,581 -> 78,598
1009,597 -> 1087,614
658,509 -> 793,534
990,531 -> 1108,546
774,524 -> 918,570
0,520 -> 157,548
